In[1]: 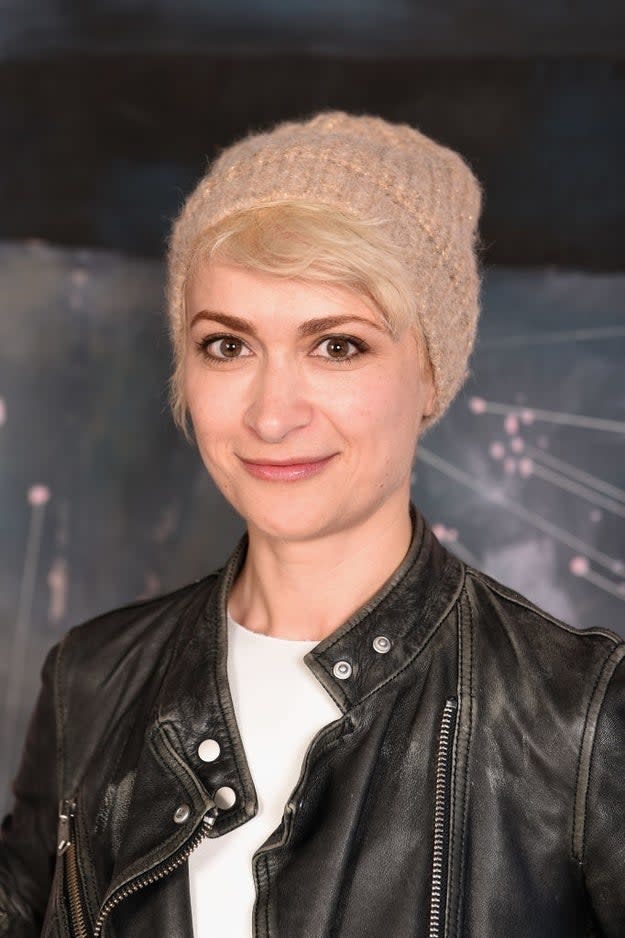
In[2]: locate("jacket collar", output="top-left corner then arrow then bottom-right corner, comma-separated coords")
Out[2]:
303,500 -> 465,709
204,499 -> 466,712
158,499 -> 466,724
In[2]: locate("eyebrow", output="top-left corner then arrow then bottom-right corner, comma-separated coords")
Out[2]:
188,309 -> 387,337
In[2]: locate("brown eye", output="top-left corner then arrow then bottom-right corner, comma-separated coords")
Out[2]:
195,335 -> 251,363
325,338 -> 350,358
313,335 -> 369,363
214,337 -> 243,359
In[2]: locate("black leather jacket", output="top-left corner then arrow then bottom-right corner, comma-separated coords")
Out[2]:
2,502 -> 624,937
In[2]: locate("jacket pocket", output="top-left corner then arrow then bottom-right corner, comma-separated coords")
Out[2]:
56,798 -> 90,938
428,696 -> 459,938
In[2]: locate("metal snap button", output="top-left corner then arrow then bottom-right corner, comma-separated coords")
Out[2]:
198,738 -> 221,762
372,635 -> 391,654
173,804 -> 190,824
214,786 -> 237,810
333,660 -> 352,680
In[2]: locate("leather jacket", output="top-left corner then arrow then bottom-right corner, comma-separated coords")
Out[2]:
1,501 -> 624,937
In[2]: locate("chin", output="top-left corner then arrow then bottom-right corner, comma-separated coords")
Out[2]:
242,497 -> 341,540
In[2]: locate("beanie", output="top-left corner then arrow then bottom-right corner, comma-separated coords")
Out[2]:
166,110 -> 483,430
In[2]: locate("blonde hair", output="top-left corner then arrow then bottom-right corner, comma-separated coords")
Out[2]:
167,199 -> 433,443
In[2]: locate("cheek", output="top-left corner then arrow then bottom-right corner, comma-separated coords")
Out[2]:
184,370 -> 229,446
338,375 -> 413,433
184,359 -> 236,422
345,374 -> 422,472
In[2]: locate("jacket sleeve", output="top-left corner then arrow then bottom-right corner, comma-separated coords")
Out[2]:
582,647 -> 625,937
0,641 -> 60,938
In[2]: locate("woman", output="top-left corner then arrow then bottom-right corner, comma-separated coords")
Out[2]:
1,111 -> 624,938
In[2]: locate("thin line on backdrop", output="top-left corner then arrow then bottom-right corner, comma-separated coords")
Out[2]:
527,462 -> 625,519
417,448 -> 624,585
478,326 -> 625,348
525,445 -> 625,505
579,567 -> 625,601
469,399 -> 625,434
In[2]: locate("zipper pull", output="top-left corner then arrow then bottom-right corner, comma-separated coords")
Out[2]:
203,803 -> 221,829
57,798 -> 75,855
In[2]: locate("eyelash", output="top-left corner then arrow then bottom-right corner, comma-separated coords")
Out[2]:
193,333 -> 370,366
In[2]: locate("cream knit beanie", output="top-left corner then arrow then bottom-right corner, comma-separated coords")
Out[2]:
166,110 -> 483,430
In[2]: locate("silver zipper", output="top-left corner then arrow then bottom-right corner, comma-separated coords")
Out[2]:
429,696 -> 458,938
92,805 -> 220,938
57,798 -> 74,856
57,794 -> 221,938
57,798 -> 89,938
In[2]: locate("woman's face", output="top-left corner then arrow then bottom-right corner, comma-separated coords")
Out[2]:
184,260 -> 435,540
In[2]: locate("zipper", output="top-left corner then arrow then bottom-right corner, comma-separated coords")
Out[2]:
57,798 -> 89,938
57,796 -> 221,938
92,803 -> 221,938
428,696 -> 459,938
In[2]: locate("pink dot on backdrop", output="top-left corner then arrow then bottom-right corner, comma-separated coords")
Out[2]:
520,409 -> 535,425
0,397 -> 5,426
504,414 -> 519,435
432,524 -> 447,540
510,437 -> 525,453
503,458 -> 516,474
519,458 -> 534,477
489,442 -> 505,460
469,397 -> 487,414
590,509 -> 602,522
28,484 -> 51,506
70,268 -> 89,287
570,556 -> 589,576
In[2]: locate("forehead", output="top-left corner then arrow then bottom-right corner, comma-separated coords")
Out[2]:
185,260 -> 390,334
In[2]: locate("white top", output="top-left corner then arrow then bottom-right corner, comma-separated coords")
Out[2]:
188,609 -> 342,937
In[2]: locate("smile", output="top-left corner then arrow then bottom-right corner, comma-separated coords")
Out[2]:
239,454 -> 337,481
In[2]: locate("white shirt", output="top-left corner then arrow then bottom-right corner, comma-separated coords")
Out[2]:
188,608 -> 342,937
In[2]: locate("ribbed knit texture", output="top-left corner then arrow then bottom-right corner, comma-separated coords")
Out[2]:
166,110 -> 483,430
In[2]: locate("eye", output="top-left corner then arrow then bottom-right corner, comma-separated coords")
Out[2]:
193,333 -> 369,366
194,335 -> 252,363
311,335 -> 369,364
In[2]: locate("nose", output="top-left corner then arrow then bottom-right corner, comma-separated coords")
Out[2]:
243,357 -> 314,443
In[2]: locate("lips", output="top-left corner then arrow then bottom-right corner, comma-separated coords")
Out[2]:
240,453 -> 337,481
241,455 -> 334,467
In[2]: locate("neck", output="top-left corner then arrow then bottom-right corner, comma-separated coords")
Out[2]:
227,496 -> 415,641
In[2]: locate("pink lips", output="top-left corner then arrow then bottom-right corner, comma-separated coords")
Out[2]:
240,454 -> 337,481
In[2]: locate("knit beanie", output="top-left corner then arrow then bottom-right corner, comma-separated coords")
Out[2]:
166,110 -> 483,430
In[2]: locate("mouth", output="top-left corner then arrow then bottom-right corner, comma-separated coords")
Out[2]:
239,453 -> 338,481
240,455 -> 336,467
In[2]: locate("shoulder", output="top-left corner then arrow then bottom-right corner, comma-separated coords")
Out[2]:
460,561 -> 623,676
55,570 -> 220,695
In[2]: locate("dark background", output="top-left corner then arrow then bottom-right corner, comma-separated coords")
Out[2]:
1,0 -> 624,812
